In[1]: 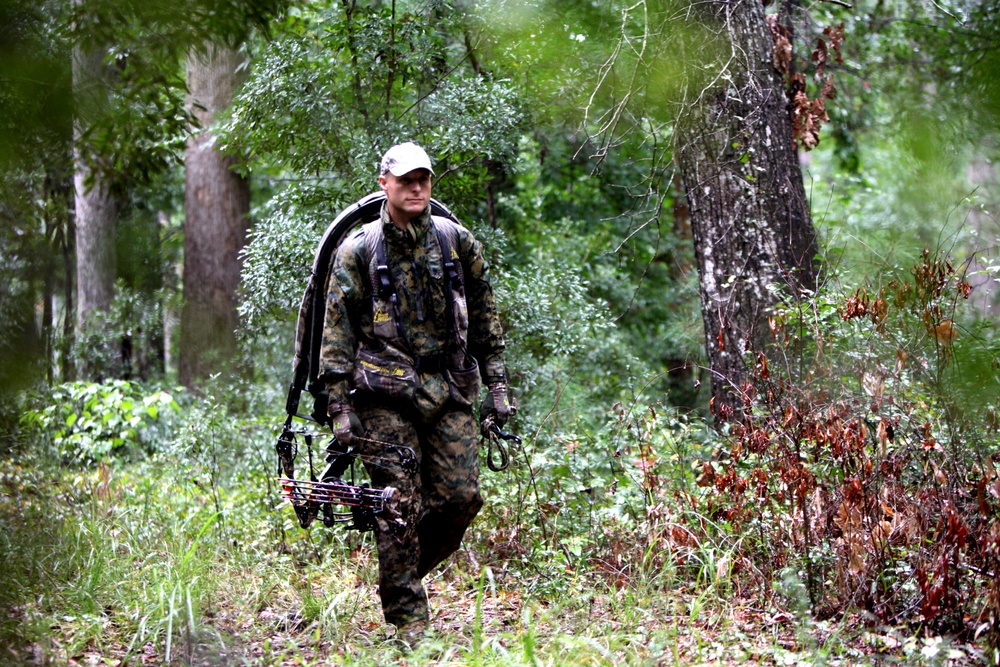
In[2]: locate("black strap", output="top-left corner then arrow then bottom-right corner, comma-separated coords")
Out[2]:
363,217 -> 465,298
434,219 -> 464,293
373,229 -> 394,300
484,421 -> 521,472
362,218 -> 467,351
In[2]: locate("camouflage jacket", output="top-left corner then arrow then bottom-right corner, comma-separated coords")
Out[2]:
319,203 -> 506,407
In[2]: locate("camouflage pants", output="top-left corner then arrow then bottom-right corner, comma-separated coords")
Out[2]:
356,403 -> 483,627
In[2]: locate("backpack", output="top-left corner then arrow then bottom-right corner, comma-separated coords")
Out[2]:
284,191 -> 464,426
276,191 -> 465,531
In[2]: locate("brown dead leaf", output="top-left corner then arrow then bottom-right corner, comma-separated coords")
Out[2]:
696,461 -> 716,487
848,539 -> 866,576
812,37 -> 828,77
871,520 -> 892,550
931,319 -> 958,345
932,461 -> 948,486
768,15 -> 793,76
895,348 -> 909,373
823,23 -> 846,65
835,502 -> 863,536
820,75 -> 837,102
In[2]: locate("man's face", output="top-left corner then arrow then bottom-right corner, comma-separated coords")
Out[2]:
379,168 -> 432,224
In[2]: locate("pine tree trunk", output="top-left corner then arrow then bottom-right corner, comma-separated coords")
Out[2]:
675,0 -> 818,423
179,45 -> 250,387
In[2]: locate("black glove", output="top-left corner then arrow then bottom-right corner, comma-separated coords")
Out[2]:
479,382 -> 515,428
328,404 -> 365,446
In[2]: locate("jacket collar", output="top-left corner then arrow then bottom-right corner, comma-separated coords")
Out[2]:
380,202 -> 432,246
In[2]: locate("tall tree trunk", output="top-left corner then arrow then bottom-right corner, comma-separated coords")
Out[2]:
42,167 -> 71,384
61,203 -> 76,381
72,43 -> 118,333
664,173 -> 698,407
179,45 -> 250,388
675,0 -> 818,423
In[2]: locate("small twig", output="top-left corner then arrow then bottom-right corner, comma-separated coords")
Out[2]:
392,35 -> 480,123
930,0 -> 963,23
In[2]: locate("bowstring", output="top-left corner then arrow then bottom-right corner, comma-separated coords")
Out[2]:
284,427 -> 416,471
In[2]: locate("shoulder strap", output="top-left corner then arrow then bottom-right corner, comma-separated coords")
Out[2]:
360,220 -> 392,300
432,216 -> 465,292
360,220 -> 410,348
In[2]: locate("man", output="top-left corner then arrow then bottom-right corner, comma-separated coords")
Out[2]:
318,142 -> 514,642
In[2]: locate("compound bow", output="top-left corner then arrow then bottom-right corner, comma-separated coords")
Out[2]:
276,419 -> 417,531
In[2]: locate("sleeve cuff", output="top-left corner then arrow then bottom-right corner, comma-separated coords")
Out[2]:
482,357 -> 506,384
324,374 -> 353,407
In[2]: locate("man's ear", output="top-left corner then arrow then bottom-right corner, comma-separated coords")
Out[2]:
378,174 -> 388,191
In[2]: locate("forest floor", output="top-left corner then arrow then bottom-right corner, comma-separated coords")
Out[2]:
0,445 -> 992,667
6,538 -> 987,667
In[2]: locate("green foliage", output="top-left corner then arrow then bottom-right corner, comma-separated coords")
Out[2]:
72,282 -> 167,381
239,184 -> 347,334
0,0 -> 72,168
20,379 -> 179,463
491,135 -> 703,420
0,3 -> 74,394
68,0 -> 290,190
233,0 -> 528,359
2,371 -> 989,666
227,0 -> 524,189
2,385 -> 353,663
71,0 -> 287,52
0,226 -> 50,395
501,253 -> 617,375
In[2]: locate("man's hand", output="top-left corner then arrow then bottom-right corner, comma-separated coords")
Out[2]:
479,382 -> 514,428
329,405 -> 365,446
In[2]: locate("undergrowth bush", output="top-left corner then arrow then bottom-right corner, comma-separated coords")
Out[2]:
19,379 -> 180,464
72,284 -> 167,382
1,382 -> 330,664
679,248 -> 1000,646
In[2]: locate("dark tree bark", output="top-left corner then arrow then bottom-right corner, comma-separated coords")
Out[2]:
43,168 -> 74,383
674,0 -> 818,423
179,45 -> 250,387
